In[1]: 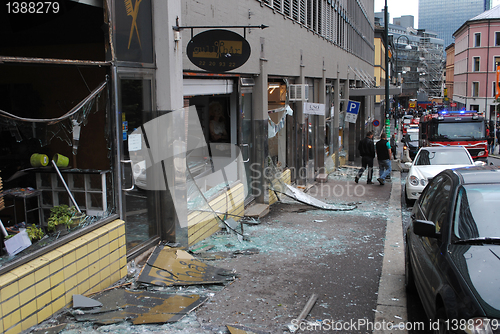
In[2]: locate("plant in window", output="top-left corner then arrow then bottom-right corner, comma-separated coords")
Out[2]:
26,224 -> 44,241
47,204 -> 73,231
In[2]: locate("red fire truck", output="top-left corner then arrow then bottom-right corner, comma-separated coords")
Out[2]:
419,110 -> 488,162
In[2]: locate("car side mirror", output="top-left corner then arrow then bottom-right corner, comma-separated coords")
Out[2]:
413,219 -> 438,238
404,162 -> 412,168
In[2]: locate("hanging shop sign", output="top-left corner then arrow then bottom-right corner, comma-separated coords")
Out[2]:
303,102 -> 325,116
186,29 -> 251,73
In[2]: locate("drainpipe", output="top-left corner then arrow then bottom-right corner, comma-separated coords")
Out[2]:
333,64 -> 340,168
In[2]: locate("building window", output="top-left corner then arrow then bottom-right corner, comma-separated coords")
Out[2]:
472,82 -> 479,97
493,81 -> 497,97
473,57 -> 480,71
495,56 -> 500,69
475,33 -> 481,47
496,32 -> 500,46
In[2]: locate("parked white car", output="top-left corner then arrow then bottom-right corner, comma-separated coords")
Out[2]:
404,146 -> 483,205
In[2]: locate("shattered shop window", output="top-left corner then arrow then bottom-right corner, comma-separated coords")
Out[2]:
0,75 -> 115,264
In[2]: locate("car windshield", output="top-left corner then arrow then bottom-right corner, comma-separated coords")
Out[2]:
453,185 -> 500,239
407,133 -> 419,141
414,149 -> 471,165
403,119 -> 412,124
434,122 -> 485,140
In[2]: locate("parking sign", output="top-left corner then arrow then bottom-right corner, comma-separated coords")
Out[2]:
345,101 -> 360,123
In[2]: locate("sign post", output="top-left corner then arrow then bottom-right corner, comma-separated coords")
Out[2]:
385,118 -> 391,137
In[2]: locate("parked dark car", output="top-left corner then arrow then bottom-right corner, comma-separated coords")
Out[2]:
405,166 -> 500,333
402,129 -> 419,160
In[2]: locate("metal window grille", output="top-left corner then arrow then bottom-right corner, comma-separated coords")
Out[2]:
292,0 -> 299,20
300,0 -> 306,24
274,0 -> 281,12
284,0 -> 291,16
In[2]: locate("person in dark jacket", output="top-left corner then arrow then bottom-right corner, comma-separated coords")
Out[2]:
355,131 -> 375,184
375,133 -> 392,185
488,128 -> 495,154
390,134 -> 397,160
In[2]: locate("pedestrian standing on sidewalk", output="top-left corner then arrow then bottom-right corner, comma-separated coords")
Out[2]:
375,133 -> 392,185
390,134 -> 397,160
488,129 -> 495,155
354,131 -> 375,184
496,127 -> 500,155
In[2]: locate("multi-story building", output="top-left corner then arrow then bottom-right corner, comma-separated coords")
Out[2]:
0,0 -> 378,331
419,0 -> 491,49
417,30 -> 445,99
375,12 -> 444,108
445,43 -> 456,107
453,4 -> 500,122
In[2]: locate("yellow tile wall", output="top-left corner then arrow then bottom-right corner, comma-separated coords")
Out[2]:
269,168 -> 292,205
0,219 -> 127,334
188,182 -> 244,246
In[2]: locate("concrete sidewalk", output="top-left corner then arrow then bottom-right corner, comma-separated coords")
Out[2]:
374,172 -> 407,333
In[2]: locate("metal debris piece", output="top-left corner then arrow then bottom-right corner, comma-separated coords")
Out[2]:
286,293 -> 318,333
276,184 -> 357,211
227,324 -> 271,334
73,289 -> 206,325
297,293 -> 318,322
241,217 -> 261,225
194,252 -> 233,261
137,245 -> 234,287
232,248 -> 260,256
72,294 -> 103,309
31,324 -> 67,334
191,245 -> 215,254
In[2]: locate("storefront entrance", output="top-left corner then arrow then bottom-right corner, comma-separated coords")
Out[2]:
117,74 -> 160,252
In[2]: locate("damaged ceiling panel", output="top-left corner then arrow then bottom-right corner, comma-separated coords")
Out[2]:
137,245 -> 235,286
274,183 -> 357,211
73,289 -> 206,325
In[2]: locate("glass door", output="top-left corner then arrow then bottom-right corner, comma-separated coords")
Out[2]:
241,91 -> 255,204
117,75 -> 160,251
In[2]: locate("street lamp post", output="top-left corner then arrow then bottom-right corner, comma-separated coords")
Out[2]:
384,0 -> 389,125
394,35 -> 411,117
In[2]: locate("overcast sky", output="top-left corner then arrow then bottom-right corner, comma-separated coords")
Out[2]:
374,0 -> 500,29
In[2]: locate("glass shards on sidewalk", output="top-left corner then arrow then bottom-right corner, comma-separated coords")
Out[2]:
137,244 -> 235,286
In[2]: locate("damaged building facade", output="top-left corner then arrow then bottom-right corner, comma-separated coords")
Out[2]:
0,0 -> 375,332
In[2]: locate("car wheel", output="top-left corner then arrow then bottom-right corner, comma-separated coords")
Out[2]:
405,241 -> 416,292
434,308 -> 450,334
405,186 -> 414,206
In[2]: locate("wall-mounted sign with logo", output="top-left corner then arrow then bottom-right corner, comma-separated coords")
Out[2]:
303,102 -> 325,116
116,0 -> 154,63
186,29 -> 251,73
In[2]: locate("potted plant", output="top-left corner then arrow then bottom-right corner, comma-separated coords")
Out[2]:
27,224 -> 44,241
68,207 -> 86,229
47,204 -> 72,232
